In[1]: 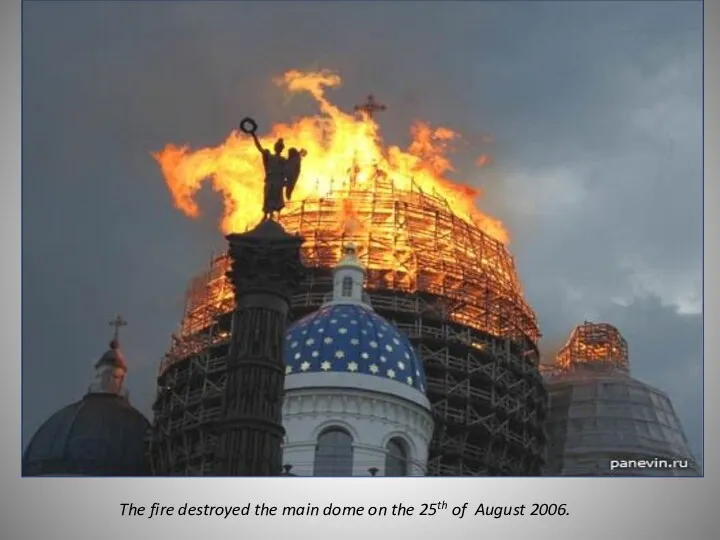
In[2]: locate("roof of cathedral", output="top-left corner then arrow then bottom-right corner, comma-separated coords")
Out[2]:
283,303 -> 426,393
23,319 -> 151,477
22,393 -> 151,476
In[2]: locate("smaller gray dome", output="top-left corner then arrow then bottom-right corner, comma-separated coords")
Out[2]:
23,393 -> 150,476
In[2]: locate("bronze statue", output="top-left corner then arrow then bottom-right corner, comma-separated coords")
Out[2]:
285,147 -> 306,200
240,117 -> 307,221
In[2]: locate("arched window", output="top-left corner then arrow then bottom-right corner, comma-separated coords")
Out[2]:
385,438 -> 409,476
341,276 -> 353,297
314,428 -> 354,476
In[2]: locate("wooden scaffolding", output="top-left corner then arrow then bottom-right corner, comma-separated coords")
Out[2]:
150,176 -> 547,476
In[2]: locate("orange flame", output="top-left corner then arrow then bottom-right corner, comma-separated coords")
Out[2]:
555,322 -> 629,373
152,69 -> 508,243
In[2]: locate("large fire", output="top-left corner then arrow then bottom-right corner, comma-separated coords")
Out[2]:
152,69 -> 508,244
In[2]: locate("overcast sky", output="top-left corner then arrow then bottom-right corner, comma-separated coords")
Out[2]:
22,1 -> 703,465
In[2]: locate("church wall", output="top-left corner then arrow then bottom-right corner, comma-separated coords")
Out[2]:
282,386 -> 434,476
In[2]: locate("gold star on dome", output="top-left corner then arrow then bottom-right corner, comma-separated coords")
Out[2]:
294,352 -> 301,359
369,364 -> 379,374
335,350 -> 345,359
393,338 -> 401,345
369,341 -> 378,348
398,361 -> 405,370
387,369 -> 396,379
407,376 -> 413,385
378,333 -> 384,338
286,365 -> 293,375
347,361 -> 358,372
318,328 -> 325,333
300,361 -> 311,371
324,337 -> 334,344
404,352 -> 411,359
338,327 -> 347,334
291,341 -> 298,348
385,344 -> 393,352
306,338 -> 315,345
311,350 -> 320,358
330,319 -> 338,324
350,338 -> 360,346
380,355 -> 387,363
361,352 -> 369,359
350,320 -> 358,325
321,361 -> 332,371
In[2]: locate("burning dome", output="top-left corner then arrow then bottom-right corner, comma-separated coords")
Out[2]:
153,69 -> 538,347
150,69 -> 546,476
542,322 -> 700,476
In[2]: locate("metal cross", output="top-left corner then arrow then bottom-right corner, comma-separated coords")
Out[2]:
109,315 -> 127,341
354,94 -> 387,119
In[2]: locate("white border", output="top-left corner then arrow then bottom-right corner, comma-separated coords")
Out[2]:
3,1 -> 716,537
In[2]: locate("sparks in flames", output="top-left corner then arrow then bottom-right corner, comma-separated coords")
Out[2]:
152,69 -> 508,243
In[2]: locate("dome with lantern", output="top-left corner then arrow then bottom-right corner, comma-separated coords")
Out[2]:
22,318 -> 151,476
280,243 -> 434,476
284,304 -> 426,393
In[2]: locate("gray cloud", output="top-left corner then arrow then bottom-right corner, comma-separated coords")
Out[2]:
22,1 -> 703,464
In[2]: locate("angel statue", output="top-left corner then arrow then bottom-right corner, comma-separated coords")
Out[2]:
240,117 -> 308,222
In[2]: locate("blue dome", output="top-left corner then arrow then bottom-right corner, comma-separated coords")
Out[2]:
23,393 -> 151,476
284,303 -> 426,393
